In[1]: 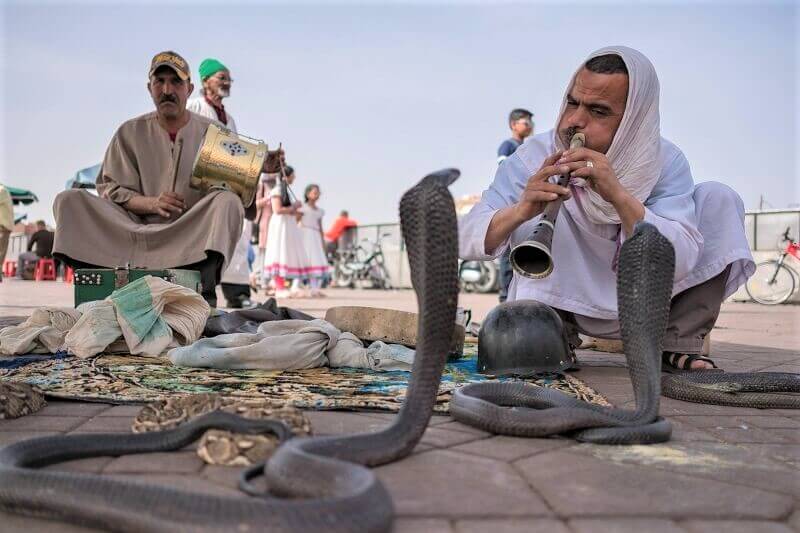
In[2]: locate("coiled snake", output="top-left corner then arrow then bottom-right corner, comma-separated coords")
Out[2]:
0,169 -> 460,533
451,221 -> 676,444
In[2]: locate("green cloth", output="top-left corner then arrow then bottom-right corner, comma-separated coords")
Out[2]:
198,58 -> 228,80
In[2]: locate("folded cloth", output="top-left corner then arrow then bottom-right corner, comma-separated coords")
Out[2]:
109,276 -> 210,356
168,318 -> 415,372
0,307 -> 81,355
63,300 -> 123,358
203,298 -> 314,336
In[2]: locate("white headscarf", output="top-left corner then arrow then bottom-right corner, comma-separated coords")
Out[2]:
555,46 -> 661,225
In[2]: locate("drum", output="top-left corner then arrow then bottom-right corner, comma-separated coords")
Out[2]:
191,123 -> 267,207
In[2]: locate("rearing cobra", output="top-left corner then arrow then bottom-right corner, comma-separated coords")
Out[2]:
0,169 -> 461,533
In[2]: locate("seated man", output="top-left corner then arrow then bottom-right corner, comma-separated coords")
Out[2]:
54,51 -> 277,307
459,46 -> 754,371
28,220 -> 55,259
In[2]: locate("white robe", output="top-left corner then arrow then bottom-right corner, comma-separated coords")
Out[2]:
187,96 -> 237,133
459,130 -> 754,336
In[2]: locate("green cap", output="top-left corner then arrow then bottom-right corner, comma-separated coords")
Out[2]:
199,58 -> 228,81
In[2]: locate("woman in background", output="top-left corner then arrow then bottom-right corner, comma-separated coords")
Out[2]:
254,172 -> 277,295
300,184 -> 330,297
263,166 -> 308,298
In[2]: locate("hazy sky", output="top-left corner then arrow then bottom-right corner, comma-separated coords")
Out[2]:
1,0 -> 798,227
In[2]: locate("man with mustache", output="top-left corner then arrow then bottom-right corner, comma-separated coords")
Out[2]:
459,47 -> 754,372
53,51 -> 274,307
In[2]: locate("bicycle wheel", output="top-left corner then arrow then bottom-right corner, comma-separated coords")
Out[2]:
745,260 -> 796,305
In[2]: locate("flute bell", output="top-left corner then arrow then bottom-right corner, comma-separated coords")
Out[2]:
477,300 -> 575,376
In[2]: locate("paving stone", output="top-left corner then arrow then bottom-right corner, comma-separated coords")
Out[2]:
788,511 -> 800,531
436,420 -> 492,437
568,518 -> 686,533
34,402 -> 111,417
69,416 -> 136,433
420,426 -> 487,448
450,435 -> 573,462
0,415 -> 86,432
358,412 -> 452,426
666,418 -> 722,443
394,518 -> 454,533
704,426 -> 792,444
202,464 -> 250,491
766,429 -> 800,443
103,451 -> 204,474
304,411 -> 388,435
0,430 -> 58,445
0,512 -> 102,533
376,449 -> 550,517
42,456 -> 114,473
455,518 -> 569,533
569,442 -> 800,498
670,415 -> 800,430
683,520 -> 794,533
515,449 -> 792,519
96,405 -> 145,417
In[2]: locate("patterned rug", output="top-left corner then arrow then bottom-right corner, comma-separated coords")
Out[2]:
0,342 -> 609,413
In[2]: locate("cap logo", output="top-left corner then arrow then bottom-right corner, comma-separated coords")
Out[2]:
152,53 -> 187,70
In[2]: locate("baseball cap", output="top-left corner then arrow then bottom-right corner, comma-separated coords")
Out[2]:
149,51 -> 191,81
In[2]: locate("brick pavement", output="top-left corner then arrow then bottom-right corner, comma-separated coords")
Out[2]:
0,280 -> 798,532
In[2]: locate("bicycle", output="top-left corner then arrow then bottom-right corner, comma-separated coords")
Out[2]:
745,226 -> 799,305
331,232 -> 393,289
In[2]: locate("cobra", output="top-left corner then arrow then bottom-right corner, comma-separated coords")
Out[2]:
0,168 -> 461,533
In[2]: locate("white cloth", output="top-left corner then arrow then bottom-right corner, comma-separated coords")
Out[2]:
459,130 -> 755,330
0,307 -> 82,355
299,204 -> 329,279
187,97 -> 237,133
263,186 -> 309,279
221,220 -> 252,285
555,46 -> 662,225
167,318 -> 415,372
64,301 -> 123,358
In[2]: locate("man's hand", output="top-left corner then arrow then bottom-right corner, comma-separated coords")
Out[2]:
557,147 -> 644,234
557,147 -> 625,204
513,150 -> 572,221
150,191 -> 186,218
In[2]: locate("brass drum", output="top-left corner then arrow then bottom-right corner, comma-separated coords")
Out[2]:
191,123 -> 267,207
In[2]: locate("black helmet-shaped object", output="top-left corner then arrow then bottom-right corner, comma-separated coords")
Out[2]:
477,300 -> 575,376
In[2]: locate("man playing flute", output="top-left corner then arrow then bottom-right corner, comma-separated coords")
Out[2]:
459,46 -> 754,371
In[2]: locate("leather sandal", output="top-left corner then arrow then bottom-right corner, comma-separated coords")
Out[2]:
661,352 -> 719,374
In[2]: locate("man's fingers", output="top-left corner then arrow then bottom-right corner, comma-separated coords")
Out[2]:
530,164 -> 568,183
558,147 -> 597,164
534,182 -> 571,196
156,207 -> 172,218
540,150 -> 564,169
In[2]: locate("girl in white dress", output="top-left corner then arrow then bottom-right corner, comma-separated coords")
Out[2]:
263,166 -> 308,298
300,184 -> 330,297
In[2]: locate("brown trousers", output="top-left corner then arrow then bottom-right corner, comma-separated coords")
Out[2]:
560,265 -> 732,355
0,228 -> 10,274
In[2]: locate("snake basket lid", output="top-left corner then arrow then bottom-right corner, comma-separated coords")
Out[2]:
477,300 -> 574,376
191,123 -> 266,207
324,306 -> 465,360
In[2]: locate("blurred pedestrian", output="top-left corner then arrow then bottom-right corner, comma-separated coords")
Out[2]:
496,108 -> 534,302
263,166 -> 308,298
300,184 -> 330,297
0,184 -> 12,283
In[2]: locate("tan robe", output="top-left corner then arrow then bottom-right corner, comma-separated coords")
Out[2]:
53,111 -> 243,270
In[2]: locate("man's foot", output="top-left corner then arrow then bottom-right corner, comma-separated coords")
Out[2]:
662,352 -> 718,372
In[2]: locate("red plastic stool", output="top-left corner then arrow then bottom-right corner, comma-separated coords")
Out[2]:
2,260 -> 16,278
34,258 -> 57,281
65,266 -> 74,284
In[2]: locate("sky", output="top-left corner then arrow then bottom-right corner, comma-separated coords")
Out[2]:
1,0 -> 798,227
